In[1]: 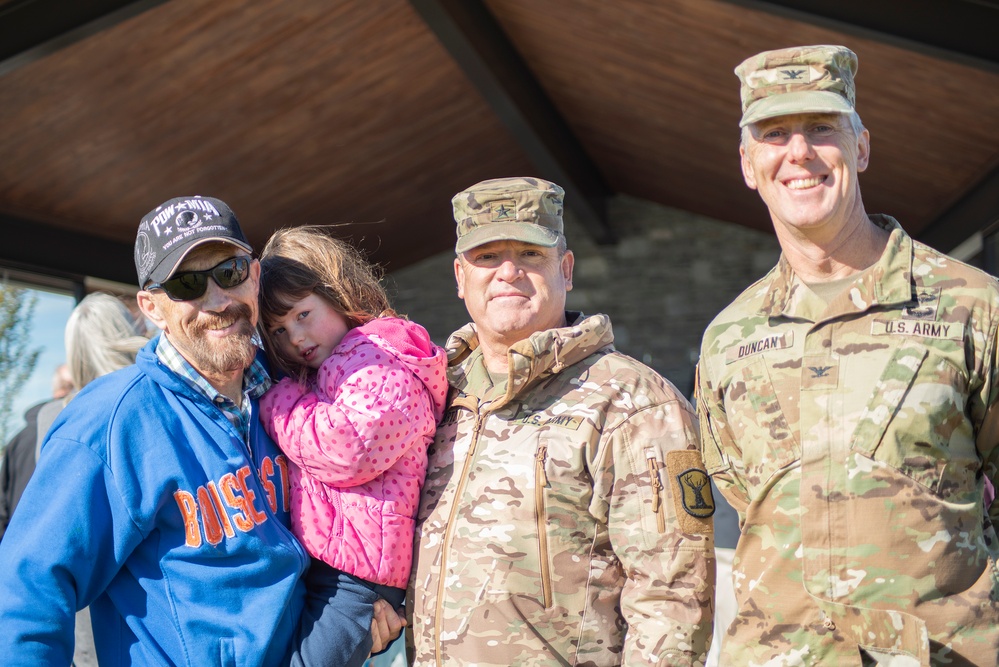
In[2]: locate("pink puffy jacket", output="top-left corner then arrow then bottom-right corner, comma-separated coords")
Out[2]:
260,317 -> 447,588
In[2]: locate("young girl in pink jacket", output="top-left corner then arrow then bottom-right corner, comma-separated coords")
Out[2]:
257,226 -> 447,667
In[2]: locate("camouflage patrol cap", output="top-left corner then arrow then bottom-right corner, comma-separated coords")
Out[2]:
453,177 -> 564,253
736,45 -> 858,128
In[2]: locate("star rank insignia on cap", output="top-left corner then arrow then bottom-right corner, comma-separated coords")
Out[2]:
491,201 -> 516,220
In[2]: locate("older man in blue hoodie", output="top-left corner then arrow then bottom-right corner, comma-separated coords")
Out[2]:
0,196 -> 399,665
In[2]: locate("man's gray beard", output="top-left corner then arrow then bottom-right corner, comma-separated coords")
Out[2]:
186,306 -> 257,376
189,327 -> 257,376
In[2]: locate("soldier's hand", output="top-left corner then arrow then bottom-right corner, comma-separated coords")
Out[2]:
369,597 -> 405,655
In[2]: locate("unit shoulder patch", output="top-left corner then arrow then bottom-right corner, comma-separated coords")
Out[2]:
665,450 -> 714,535
676,468 -> 715,518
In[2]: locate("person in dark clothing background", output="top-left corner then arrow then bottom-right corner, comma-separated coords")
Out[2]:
0,367 -> 73,543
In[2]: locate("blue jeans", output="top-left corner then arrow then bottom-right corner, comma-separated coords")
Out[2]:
290,559 -> 405,667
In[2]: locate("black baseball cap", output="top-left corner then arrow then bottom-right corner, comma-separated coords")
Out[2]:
134,196 -> 253,288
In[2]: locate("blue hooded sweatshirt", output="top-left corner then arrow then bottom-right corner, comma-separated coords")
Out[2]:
0,338 -> 308,666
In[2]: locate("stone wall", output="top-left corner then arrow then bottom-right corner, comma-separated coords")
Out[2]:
385,194 -> 780,395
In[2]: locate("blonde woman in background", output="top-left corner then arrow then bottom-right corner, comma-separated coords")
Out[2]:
1,293 -> 147,546
63,292 -> 149,667
65,292 -> 149,391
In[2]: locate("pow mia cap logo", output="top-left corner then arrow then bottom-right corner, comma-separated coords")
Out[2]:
175,210 -> 201,230
134,195 -> 252,288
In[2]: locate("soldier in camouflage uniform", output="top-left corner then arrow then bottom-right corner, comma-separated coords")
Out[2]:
697,45 -> 999,665
408,177 -> 716,666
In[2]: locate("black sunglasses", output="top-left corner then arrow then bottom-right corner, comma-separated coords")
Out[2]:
146,256 -> 252,301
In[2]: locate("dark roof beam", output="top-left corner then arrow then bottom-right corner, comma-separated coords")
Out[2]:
0,214 -> 136,286
409,0 -> 615,244
719,0 -> 999,73
917,165 -> 999,257
0,0 -> 167,77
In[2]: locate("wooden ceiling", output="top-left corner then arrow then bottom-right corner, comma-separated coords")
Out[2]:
2,0 -> 998,286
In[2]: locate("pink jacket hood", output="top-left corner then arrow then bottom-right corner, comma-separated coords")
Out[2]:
260,317 -> 447,588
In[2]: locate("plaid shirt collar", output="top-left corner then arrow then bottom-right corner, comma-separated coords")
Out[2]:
155,334 -> 271,438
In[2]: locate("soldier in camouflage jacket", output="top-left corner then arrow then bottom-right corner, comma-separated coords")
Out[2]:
408,177 -> 715,666
697,45 -> 999,665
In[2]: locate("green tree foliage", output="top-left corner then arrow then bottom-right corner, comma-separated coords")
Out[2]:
0,285 -> 40,444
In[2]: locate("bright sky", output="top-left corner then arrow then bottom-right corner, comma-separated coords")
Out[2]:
7,289 -> 77,438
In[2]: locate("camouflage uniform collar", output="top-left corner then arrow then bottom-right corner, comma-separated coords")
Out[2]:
445,311 -> 615,407
762,214 -> 912,320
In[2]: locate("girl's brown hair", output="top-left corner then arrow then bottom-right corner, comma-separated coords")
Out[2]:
258,225 -> 394,381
